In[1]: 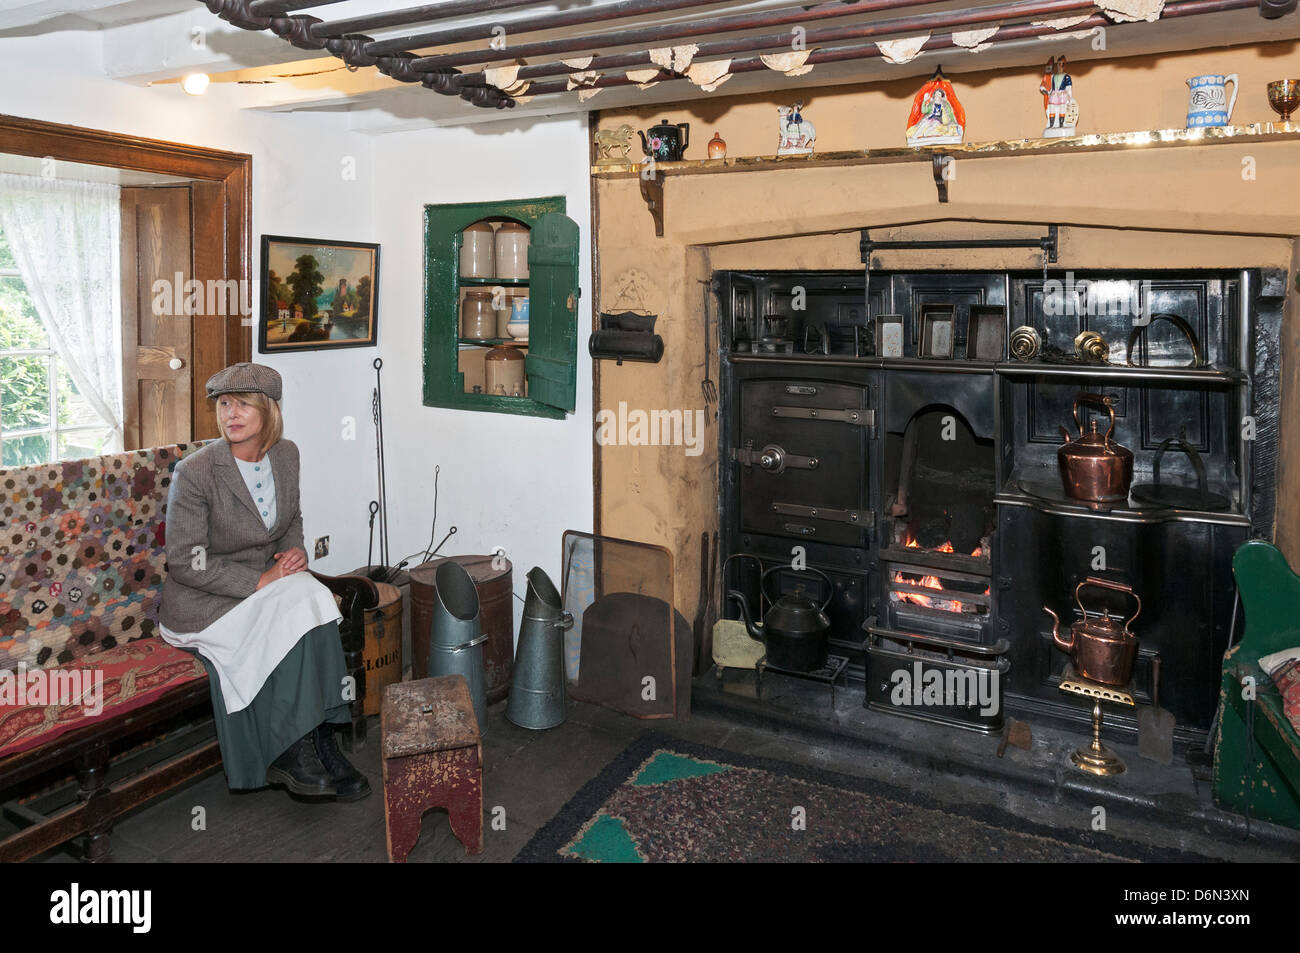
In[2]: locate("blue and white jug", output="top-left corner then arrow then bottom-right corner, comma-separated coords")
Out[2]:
1186,73 -> 1238,128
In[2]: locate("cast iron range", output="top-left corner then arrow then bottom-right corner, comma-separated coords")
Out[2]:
715,265 -> 1285,748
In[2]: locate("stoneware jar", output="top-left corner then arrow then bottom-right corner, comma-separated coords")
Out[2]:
708,131 -> 727,159
459,221 -> 496,279
495,222 -> 530,281
485,345 -> 526,397
460,290 -> 496,340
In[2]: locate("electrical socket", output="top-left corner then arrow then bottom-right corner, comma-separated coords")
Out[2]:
314,536 -> 330,559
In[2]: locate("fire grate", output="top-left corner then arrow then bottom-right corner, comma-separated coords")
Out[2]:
887,562 -> 990,615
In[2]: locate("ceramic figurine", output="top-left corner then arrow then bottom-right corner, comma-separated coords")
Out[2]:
906,67 -> 965,147
1040,56 -> 1078,138
777,103 -> 816,155
708,131 -> 727,159
1186,73 -> 1239,128
593,123 -> 636,166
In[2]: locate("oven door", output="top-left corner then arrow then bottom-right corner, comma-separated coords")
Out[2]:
734,378 -> 872,547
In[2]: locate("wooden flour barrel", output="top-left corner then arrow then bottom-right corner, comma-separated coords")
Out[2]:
409,555 -> 514,703
363,581 -> 404,717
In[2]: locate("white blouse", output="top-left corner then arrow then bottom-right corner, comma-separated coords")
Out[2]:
234,453 -> 277,530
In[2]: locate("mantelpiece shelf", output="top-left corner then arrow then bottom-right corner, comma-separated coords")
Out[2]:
591,123 -> 1300,178
995,362 -> 1243,385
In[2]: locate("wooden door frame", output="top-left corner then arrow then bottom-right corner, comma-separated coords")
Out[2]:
0,113 -> 252,440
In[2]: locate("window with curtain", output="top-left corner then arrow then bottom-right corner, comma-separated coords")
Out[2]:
0,174 -> 123,467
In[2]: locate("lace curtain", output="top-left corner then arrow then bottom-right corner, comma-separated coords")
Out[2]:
0,173 -> 123,451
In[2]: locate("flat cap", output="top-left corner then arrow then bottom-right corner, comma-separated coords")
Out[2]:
205,362 -> 282,401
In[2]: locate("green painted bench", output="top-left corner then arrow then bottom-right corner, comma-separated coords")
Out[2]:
1213,540 -> 1300,830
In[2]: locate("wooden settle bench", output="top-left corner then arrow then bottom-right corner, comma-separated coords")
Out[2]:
0,443 -> 378,861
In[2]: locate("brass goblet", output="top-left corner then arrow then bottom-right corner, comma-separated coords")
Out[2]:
1267,79 -> 1300,131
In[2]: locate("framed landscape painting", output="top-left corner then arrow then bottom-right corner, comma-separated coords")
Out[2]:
259,235 -> 380,353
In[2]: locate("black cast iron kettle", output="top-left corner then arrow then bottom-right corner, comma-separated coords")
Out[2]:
728,566 -> 832,672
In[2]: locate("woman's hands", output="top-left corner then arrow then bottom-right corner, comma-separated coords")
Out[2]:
256,547 -> 309,590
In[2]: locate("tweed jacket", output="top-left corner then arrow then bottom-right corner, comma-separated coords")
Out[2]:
159,437 -> 307,634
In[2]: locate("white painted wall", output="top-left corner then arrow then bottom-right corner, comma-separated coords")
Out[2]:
367,117 -> 595,602
0,27 -> 595,604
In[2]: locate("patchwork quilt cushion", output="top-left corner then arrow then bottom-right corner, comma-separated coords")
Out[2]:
0,443 -> 206,674
0,636 -> 207,758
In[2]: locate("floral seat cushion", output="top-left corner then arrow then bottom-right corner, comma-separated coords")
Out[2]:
0,636 -> 207,758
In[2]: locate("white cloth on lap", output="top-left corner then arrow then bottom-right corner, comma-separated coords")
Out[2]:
159,572 -> 342,713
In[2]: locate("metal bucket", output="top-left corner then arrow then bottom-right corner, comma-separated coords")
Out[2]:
409,556 -> 513,703
429,561 -> 488,733
507,567 -> 572,730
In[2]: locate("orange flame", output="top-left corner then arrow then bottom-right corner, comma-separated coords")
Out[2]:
900,529 -> 984,558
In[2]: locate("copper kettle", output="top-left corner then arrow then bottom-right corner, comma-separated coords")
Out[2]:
1058,392 -> 1133,505
1043,577 -> 1140,686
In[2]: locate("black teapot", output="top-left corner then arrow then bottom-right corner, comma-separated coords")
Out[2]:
728,566 -> 832,672
638,119 -> 690,162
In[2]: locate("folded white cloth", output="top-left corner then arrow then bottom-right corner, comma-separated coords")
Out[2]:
1259,646 -> 1300,676
160,572 -> 342,713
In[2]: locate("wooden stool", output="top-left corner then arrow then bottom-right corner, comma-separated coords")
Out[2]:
382,676 -> 484,862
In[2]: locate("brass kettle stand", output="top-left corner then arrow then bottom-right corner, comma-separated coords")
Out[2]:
1058,665 -> 1135,776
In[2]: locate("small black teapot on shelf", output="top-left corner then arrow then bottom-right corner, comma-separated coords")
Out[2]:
638,119 -> 690,162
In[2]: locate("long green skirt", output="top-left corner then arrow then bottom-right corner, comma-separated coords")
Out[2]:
186,620 -> 353,790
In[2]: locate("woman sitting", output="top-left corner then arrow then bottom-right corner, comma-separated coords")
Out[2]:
159,362 -> 369,800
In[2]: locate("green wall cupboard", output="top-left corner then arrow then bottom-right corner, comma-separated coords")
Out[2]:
423,196 -> 580,419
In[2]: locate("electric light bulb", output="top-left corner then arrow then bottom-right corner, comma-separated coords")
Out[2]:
181,73 -> 211,96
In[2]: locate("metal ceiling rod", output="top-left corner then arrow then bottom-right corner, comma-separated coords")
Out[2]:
202,0 -> 517,107
525,0 -> 1256,96
408,0 -> 1096,71
362,0 -> 858,56
248,0 -> 345,14
466,0 -> 972,84
309,0 -> 554,39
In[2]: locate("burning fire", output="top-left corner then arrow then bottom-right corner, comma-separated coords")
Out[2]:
890,565 -> 992,613
892,530 -> 990,612
891,570 -> 966,611
901,532 -> 983,558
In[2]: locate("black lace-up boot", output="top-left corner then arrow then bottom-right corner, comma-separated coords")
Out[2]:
312,723 -> 372,801
267,731 -> 338,797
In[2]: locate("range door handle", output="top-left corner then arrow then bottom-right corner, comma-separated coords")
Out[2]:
771,406 -> 874,427
771,502 -> 871,526
732,443 -> 818,473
